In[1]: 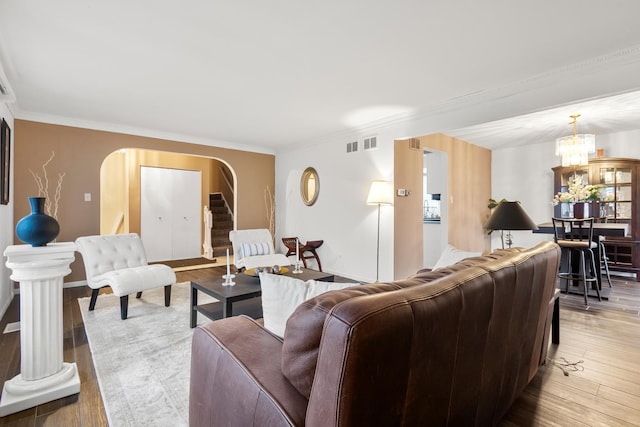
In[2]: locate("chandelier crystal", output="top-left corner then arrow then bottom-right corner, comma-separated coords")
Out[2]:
555,114 -> 595,167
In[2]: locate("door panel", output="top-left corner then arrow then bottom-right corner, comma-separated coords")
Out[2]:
172,169 -> 201,259
141,166 -> 201,262
141,166 -> 172,262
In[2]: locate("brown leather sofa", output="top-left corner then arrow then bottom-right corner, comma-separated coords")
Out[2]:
190,241 -> 560,426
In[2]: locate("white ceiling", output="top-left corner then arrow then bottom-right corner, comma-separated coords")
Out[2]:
445,90 -> 640,150
2,1 -> 640,153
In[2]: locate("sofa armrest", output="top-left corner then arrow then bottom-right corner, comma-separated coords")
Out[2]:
190,316 -> 307,427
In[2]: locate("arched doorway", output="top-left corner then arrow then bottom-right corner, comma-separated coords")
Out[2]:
100,148 -> 236,261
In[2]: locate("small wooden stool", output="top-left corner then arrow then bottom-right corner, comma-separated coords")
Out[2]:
282,237 -> 324,271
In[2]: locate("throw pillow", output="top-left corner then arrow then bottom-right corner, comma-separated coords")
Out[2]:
432,244 -> 481,270
240,241 -> 271,259
259,273 -> 359,338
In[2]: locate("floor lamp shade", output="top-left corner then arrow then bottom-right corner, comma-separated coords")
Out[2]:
367,181 -> 393,206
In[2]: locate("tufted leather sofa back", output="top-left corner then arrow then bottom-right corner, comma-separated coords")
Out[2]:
75,233 -> 149,279
304,241 -> 560,426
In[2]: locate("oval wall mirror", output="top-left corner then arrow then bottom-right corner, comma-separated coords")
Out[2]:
300,167 -> 319,206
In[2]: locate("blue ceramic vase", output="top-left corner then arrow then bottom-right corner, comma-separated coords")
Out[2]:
16,197 -> 60,247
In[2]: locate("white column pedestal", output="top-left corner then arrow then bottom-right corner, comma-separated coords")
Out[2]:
0,242 -> 80,416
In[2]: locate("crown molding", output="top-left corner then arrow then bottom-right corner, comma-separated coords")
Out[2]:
425,44 -> 640,117
12,109 -> 276,155
284,44 -> 640,151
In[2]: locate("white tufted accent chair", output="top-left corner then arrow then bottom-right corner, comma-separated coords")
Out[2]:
75,233 -> 176,320
229,229 -> 290,271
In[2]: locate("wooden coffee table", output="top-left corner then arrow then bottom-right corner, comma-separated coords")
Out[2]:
190,268 -> 335,327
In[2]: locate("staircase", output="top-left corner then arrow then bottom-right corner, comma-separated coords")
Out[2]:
210,193 -> 233,257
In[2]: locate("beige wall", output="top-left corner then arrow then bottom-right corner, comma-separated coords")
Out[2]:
13,120 -> 274,282
394,133 -> 491,278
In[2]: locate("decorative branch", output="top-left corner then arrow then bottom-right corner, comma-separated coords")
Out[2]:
28,151 -> 65,219
264,185 -> 275,245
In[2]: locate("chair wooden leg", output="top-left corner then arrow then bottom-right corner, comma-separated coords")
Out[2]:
311,249 -> 322,272
120,295 -> 129,320
136,291 -> 143,299
88,288 -> 100,311
164,285 -> 172,307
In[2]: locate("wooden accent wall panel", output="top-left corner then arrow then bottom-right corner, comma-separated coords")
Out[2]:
393,138 -> 424,279
394,133 -> 491,279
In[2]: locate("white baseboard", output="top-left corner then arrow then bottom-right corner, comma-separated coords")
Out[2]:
63,280 -> 87,289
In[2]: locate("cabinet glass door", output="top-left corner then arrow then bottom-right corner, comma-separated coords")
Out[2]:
598,167 -> 633,222
559,168 -> 588,218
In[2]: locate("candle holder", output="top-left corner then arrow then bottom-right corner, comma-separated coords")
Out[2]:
222,273 -> 236,286
292,260 -> 303,274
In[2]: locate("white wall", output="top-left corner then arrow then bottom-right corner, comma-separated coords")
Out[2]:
274,56 -> 640,283
0,103 -> 14,320
277,122 -> 640,284
490,129 -> 640,251
276,129 -> 396,284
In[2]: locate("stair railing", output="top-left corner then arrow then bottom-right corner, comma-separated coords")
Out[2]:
219,165 -> 235,216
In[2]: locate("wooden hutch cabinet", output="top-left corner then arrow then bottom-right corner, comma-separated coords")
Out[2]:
553,158 -> 640,280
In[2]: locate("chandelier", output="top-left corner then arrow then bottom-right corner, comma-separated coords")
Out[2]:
555,114 -> 595,167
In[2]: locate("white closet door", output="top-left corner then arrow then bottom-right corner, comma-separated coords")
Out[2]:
171,169 -> 201,260
141,166 -> 173,262
141,166 -> 201,262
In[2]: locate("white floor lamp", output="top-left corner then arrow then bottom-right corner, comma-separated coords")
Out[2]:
367,180 -> 394,282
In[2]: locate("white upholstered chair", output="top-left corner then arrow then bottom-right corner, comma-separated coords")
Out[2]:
75,233 -> 176,320
229,229 -> 290,271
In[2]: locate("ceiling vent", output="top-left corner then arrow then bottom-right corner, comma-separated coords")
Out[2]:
364,136 -> 378,151
346,141 -> 358,153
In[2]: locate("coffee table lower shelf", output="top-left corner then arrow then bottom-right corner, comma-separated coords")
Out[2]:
194,298 -> 263,325
190,269 -> 337,328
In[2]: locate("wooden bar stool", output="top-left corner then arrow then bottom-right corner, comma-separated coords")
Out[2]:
282,237 -> 324,271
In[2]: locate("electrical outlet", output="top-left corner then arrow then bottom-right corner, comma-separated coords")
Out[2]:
84,193 -> 91,202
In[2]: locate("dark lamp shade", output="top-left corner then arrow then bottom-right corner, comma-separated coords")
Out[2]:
484,201 -> 538,231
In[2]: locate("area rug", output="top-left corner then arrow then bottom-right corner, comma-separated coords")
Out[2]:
78,282 -> 217,427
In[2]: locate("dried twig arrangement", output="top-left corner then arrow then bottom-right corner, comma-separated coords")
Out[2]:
264,185 -> 275,245
29,151 -> 65,219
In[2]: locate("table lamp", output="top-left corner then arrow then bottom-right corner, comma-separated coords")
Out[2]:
484,201 -> 538,249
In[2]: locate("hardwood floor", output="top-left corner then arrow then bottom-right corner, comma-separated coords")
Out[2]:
1,268 -> 640,426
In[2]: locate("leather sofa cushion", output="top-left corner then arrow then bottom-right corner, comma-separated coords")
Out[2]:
281,282 -> 400,398
281,248 -> 519,399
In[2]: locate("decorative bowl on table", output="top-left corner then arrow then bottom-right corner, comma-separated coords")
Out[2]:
244,266 -> 290,276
